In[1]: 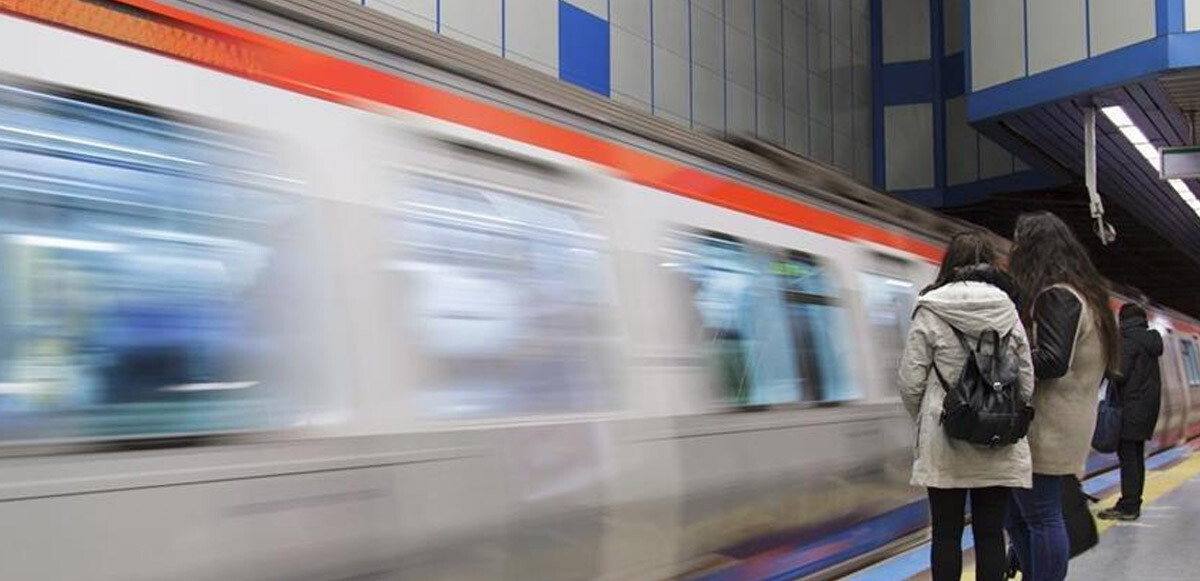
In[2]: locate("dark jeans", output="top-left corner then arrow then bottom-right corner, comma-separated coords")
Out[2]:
1117,439 -> 1146,513
1006,474 -> 1069,581
928,487 -> 1010,581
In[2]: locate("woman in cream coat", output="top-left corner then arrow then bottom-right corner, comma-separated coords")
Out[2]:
898,231 -> 1035,581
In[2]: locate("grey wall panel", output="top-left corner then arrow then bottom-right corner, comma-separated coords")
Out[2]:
884,103 -> 934,190
1091,0 -> 1155,55
970,0 -> 1026,90
1190,0 -> 1200,31
882,0 -> 930,63
1027,0 -> 1086,75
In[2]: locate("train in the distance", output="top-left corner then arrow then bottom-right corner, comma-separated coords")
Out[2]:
0,1 -> 1196,580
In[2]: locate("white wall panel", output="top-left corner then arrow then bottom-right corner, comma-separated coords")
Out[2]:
612,26 -> 653,109
569,0 -> 608,19
654,47 -> 692,121
810,27 -> 832,77
756,0 -> 785,50
758,95 -> 785,143
809,72 -> 832,126
441,0 -> 503,54
832,80 -> 852,136
834,131 -> 854,173
945,96 -> 979,186
1028,0 -> 1086,74
808,0 -> 830,32
786,110 -> 810,154
882,0 -> 930,63
726,26 -> 756,89
654,0 -> 690,56
979,135 -> 1014,179
1190,0 -> 1200,31
784,6 -> 807,65
831,0 -> 852,46
506,0 -> 558,71
884,104 -> 934,190
1090,0 -> 1155,56
728,0 -> 754,33
944,0 -> 963,54
369,0 -> 437,30
971,0 -> 1026,90
810,120 -> 834,163
692,4 -> 724,72
693,65 -> 726,132
727,83 -> 757,134
785,56 -> 808,114
855,143 -> 872,183
612,0 -> 651,38
758,45 -> 784,102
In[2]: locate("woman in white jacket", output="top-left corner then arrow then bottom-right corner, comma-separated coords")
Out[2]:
898,231 -> 1035,581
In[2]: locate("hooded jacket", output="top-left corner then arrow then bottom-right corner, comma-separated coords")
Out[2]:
1115,309 -> 1164,441
898,277 -> 1035,489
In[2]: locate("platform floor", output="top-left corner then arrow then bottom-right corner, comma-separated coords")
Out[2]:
845,442 -> 1200,580
1067,452 -> 1200,580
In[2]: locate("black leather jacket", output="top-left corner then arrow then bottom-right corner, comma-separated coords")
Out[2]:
1030,288 -> 1083,380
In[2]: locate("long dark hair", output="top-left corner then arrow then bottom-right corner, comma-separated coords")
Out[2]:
922,230 -> 998,295
1009,212 -> 1119,373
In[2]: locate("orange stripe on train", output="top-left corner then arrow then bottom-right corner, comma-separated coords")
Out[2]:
0,0 -> 944,262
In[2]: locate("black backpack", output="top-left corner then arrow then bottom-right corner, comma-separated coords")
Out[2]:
930,319 -> 1033,448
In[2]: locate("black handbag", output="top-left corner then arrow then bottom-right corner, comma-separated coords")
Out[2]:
1062,475 -> 1099,557
1092,376 -> 1122,454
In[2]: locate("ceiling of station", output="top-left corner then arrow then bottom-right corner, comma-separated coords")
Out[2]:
943,185 -> 1200,317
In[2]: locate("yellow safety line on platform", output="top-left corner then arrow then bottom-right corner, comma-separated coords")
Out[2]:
951,449 -> 1200,581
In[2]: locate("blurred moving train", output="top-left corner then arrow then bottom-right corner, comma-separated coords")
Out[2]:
0,1 -> 1198,580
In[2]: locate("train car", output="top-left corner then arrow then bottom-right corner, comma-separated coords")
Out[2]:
0,1 -> 1197,580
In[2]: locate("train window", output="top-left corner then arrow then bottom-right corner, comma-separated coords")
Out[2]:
859,273 -> 918,389
0,82 -> 314,442
389,176 -> 615,417
664,231 -> 852,406
1182,340 -> 1200,387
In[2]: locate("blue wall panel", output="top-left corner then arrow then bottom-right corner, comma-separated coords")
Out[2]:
559,1 -> 611,96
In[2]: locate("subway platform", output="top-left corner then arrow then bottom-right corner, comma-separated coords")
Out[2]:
846,441 -> 1200,580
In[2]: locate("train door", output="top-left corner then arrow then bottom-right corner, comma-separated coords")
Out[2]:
856,250 -> 921,402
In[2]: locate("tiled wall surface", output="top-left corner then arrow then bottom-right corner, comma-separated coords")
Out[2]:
359,0 -> 873,183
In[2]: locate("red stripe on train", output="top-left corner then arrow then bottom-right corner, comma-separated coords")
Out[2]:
0,0 -> 944,262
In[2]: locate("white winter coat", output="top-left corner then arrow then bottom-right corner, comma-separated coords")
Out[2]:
897,282 -> 1035,489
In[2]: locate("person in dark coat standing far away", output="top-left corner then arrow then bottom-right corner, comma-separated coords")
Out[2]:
1098,303 -> 1163,521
